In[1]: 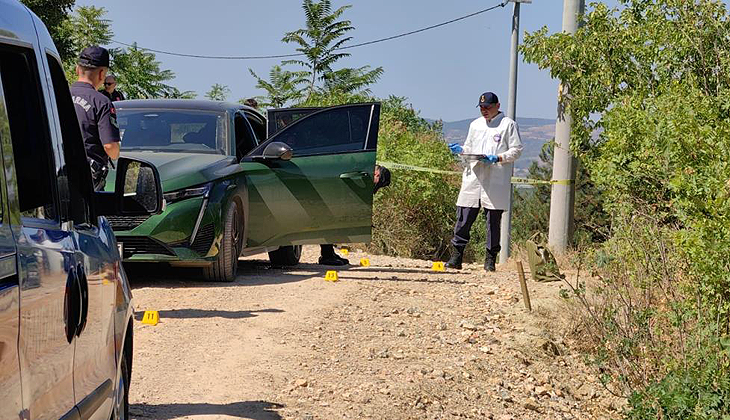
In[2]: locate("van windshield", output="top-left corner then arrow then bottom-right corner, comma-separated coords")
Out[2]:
117,109 -> 227,154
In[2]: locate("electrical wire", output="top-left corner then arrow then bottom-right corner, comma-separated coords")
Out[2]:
110,1 -> 508,60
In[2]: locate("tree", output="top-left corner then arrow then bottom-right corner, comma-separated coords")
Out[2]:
205,84 -> 230,101
56,6 -> 113,80
248,66 -> 307,108
164,88 -> 197,100
320,65 -> 383,96
21,0 -> 75,61
282,0 -> 354,98
111,44 -> 179,99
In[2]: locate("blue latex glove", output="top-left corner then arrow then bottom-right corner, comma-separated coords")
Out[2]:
448,143 -> 463,155
481,154 -> 500,164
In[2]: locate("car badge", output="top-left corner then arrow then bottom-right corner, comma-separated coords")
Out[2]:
493,134 -> 502,143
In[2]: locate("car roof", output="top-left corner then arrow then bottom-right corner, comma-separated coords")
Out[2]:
1,0 -> 45,48
115,99 -> 260,115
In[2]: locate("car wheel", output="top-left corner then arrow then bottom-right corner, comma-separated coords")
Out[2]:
112,354 -> 129,420
203,202 -> 243,282
268,245 -> 302,267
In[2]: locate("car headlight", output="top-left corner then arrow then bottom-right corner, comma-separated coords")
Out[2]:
163,183 -> 212,204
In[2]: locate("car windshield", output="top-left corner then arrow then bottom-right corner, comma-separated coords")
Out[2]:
117,109 -> 227,154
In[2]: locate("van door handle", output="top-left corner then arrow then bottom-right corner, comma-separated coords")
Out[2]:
339,171 -> 368,180
64,267 -> 79,343
76,264 -> 89,336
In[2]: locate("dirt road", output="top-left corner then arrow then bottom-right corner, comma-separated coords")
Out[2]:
126,246 -> 623,420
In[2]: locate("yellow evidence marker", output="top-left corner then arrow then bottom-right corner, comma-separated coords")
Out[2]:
324,271 -> 339,282
141,311 -> 159,326
359,258 -> 370,267
340,249 -> 349,256
432,261 -> 445,271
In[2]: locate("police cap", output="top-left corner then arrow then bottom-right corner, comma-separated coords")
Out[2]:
78,46 -> 110,69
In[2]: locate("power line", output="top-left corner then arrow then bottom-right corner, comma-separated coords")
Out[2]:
110,1 -> 507,60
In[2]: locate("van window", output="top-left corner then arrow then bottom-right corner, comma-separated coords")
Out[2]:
0,47 -> 58,221
46,54 -> 93,225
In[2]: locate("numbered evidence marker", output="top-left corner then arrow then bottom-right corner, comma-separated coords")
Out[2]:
141,311 -> 159,326
324,270 -> 339,282
432,261 -> 445,271
340,249 -> 349,256
359,258 -> 370,267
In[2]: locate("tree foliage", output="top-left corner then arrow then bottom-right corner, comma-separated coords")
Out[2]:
53,7 -> 191,99
111,44 -> 182,99
21,0 -> 75,60
205,83 -> 230,101
522,1 -> 730,417
251,0 -> 383,108
248,66 -> 307,108
282,0 -> 354,98
321,65 -> 384,96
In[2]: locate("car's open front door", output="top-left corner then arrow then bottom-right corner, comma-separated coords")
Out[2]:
241,102 -> 380,248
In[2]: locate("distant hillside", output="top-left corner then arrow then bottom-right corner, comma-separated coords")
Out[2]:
433,116 -> 555,177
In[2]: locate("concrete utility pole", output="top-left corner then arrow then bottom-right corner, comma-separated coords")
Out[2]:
548,0 -> 585,254
499,0 -> 528,264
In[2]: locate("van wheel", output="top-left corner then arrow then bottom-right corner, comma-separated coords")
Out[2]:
268,245 -> 302,267
112,354 -> 129,420
203,203 -> 243,282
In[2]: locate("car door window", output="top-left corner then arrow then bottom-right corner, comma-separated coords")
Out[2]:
266,107 -> 319,137
0,49 -> 58,222
245,111 -> 266,141
234,113 -> 258,161
270,106 -> 371,156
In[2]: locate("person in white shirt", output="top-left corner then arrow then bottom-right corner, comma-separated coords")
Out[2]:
446,92 -> 523,271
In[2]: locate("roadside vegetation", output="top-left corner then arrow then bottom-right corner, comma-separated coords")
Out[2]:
522,1 -> 730,417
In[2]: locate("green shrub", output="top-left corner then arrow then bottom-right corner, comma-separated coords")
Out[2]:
369,96 -> 466,260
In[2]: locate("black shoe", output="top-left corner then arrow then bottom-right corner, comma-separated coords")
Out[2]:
484,252 -> 497,272
319,255 -> 349,266
445,245 -> 465,270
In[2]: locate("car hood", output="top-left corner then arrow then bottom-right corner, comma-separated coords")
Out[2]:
118,151 -> 238,192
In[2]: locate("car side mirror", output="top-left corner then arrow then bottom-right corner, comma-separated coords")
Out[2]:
262,141 -> 293,161
94,157 -> 164,216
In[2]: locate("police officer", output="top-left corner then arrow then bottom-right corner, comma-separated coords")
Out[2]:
71,46 -> 121,191
101,75 -> 125,102
446,92 -> 523,271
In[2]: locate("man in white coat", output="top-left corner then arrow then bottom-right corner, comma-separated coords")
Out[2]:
446,92 -> 523,271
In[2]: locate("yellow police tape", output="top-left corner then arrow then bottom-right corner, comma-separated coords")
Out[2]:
377,161 -> 575,186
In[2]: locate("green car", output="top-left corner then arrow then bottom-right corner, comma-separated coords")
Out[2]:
109,99 -> 380,281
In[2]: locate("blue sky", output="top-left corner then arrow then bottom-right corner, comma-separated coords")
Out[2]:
77,1 -> 597,122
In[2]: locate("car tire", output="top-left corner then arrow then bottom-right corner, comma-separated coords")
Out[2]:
203,203 -> 243,282
268,245 -> 302,267
112,354 -> 130,420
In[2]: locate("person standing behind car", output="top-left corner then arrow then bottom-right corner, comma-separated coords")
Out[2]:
100,75 -> 125,102
71,46 -> 121,191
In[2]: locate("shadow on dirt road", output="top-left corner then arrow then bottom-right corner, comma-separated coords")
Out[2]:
130,400 -> 284,420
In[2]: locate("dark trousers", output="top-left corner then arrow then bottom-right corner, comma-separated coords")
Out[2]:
451,206 -> 503,255
320,244 -> 335,257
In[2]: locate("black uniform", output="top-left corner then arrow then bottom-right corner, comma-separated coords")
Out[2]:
101,89 -> 125,102
71,81 -> 121,189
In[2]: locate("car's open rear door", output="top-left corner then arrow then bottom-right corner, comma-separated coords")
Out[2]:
241,102 -> 380,248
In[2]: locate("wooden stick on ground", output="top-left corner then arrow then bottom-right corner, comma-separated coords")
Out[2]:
516,261 -> 532,312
